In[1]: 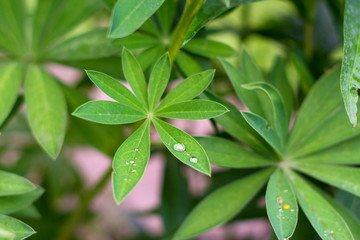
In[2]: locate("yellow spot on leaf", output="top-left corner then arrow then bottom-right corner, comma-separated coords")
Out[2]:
283,204 -> 290,210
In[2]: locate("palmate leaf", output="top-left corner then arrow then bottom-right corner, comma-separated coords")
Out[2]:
156,0 -> 176,35
108,0 -> 165,38
112,120 -> 150,204
72,100 -> 146,124
0,215 -> 35,240
288,171 -> 355,240
266,169 -> 298,240
152,118 -> 210,176
183,39 -> 236,58
155,100 -> 228,120
196,136 -> 272,168
24,65 -> 67,159
0,171 -> 35,197
340,0 -> 360,127
174,168 -> 273,240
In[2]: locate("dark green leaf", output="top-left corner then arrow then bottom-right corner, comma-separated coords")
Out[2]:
222,0 -> 231,7
108,0 -> 165,38
112,120 -> 150,204
152,118 -> 211,176
111,33 -> 160,50
0,215 -> 35,240
25,65 -> 67,159
290,53 -> 314,94
183,39 -> 235,58
0,170 -> 35,197
174,168 -> 273,240
137,45 -> 165,70
175,50 -> 203,77
157,0 -> 176,34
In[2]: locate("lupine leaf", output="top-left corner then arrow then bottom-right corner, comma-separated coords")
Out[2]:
157,0 -> 176,35
290,53 -> 314,94
148,53 -> 171,111
25,65 -> 67,159
108,0 -> 165,38
0,215 -> 35,240
183,39 -> 235,58
174,168 -> 273,240
85,70 -> 145,112
0,62 -> 22,126
112,120 -> 150,204
137,45 -> 165,70
222,0 -> 231,7
0,170 -> 35,197
152,118 -> 211,176
266,169 -> 298,240
111,33 -> 160,50
122,48 -> 148,108
288,171 -> 355,240
155,100 -> 228,120
196,136 -> 272,168
72,100 -> 146,124
157,70 -> 215,110
176,50 -> 203,77
340,0 -> 360,127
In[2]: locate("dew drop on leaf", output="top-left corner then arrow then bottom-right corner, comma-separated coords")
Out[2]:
174,143 -> 186,152
190,157 -> 198,163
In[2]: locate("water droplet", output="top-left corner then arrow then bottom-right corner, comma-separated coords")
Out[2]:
190,157 -> 198,163
124,178 -> 128,181
279,209 -> 283,212
132,170 -> 136,173
186,153 -> 190,156
330,230 -> 334,234
277,196 -> 284,205
126,162 -> 129,165
290,209 -> 294,212
135,148 -> 139,152
174,143 -> 185,152
133,164 -> 136,166
130,161 -> 134,164
283,204 -> 290,210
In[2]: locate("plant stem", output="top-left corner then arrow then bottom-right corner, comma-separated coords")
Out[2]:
56,167 -> 113,240
304,22 -> 313,59
168,0 -> 205,61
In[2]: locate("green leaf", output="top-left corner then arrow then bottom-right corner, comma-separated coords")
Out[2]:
122,48 -> 148,108
0,62 -> 23,126
85,70 -> 145,113
184,0 -> 264,43
72,100 -> 146,124
266,169 -> 298,240
152,118 -> 211,176
108,0 -> 165,38
0,170 -> 35,197
241,82 -> 288,144
175,50 -> 203,77
340,0 -> 360,127
183,39 -> 235,58
155,100 -> 228,120
156,0 -> 176,35
46,29 -> 118,61
288,171 -> 355,240
0,187 -> 44,215
0,227 -> 13,240
335,190 -> 360,223
201,91 -> 272,155
112,120 -> 150,204
196,136 -> 272,168
287,67 -> 360,158
174,168 -> 273,240
222,0 -> 231,7
111,33 -> 160,50
148,53 -> 171,111
291,162 -> 360,198
157,70 -> 215,110
242,112 -> 283,155
25,65 -> 67,159
269,57 -> 295,119
0,215 -> 35,240
290,53 -> 314,94
137,45 -> 165,71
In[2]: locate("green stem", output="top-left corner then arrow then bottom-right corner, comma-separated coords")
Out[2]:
304,22 -> 313,59
168,0 -> 205,61
56,167 -> 113,240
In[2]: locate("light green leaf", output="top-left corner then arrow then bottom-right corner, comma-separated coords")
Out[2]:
196,136 -> 272,168
157,70 -> 215,110
111,33 -> 160,50
0,187 -> 44,215
155,100 -> 228,120
25,65 -> 67,159
288,171 -> 355,240
0,62 -> 22,126
290,53 -> 314,94
0,170 -> 35,197
122,48 -> 148,108
242,82 -> 288,144
291,162 -> 360,198
72,100 -> 146,124
174,168 -> 273,240
0,227 -> 13,240
175,50 -> 203,77
152,118 -> 211,176
340,0 -> 360,127
112,120 -> 150,204
46,29 -> 118,60
269,57 -> 294,119
0,215 -> 35,240
201,91 -> 273,155
242,112 -> 282,155
85,70 -> 145,112
222,0 -> 231,7
148,53 -> 171,111
266,169 -> 298,240
183,39 -> 235,58
137,45 -> 165,70
108,0 -> 165,38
